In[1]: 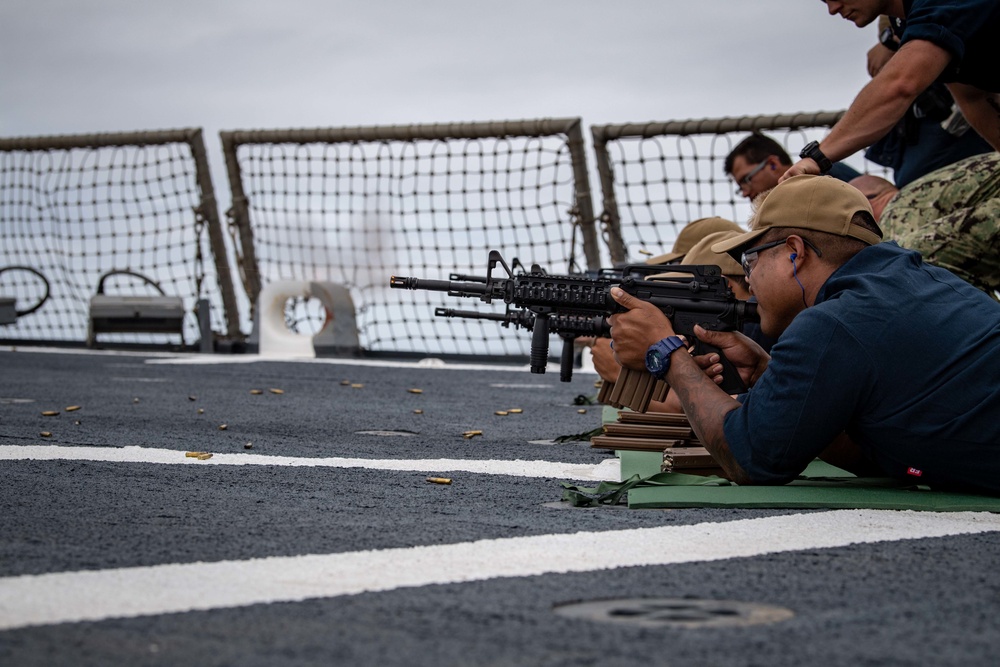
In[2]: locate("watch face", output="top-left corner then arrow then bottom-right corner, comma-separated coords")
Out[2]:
645,349 -> 664,374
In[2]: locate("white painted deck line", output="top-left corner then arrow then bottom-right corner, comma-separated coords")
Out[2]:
0,445 -> 620,482
1,510 -> 997,631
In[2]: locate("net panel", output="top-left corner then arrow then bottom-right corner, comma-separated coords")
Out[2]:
0,131 -> 234,345
224,120 -> 594,357
593,113 -> 893,264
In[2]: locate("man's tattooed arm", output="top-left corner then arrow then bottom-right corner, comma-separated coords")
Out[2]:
666,350 -> 752,485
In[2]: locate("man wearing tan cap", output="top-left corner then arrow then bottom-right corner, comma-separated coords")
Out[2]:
583,216 -> 744,401
608,175 -> 1000,491
593,230 -> 761,413
642,216 -> 743,265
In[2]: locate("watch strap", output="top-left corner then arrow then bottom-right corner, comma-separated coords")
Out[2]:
800,141 -> 833,175
879,26 -> 899,51
646,335 -> 686,380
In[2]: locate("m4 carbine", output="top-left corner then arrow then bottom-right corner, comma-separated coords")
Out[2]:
391,250 -> 758,411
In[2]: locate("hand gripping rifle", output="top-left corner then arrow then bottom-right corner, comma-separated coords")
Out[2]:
390,250 -> 758,412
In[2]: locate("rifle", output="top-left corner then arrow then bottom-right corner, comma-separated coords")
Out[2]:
391,250 -> 758,412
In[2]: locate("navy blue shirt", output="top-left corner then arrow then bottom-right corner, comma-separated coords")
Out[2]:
723,242 -> 1000,491
901,0 -> 1000,92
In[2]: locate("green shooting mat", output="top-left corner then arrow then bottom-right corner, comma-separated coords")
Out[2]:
625,475 -> 1000,511
567,456 -> 1000,512
586,409 -> 1000,512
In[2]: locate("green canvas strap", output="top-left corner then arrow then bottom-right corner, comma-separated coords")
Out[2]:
560,471 -> 731,507
560,475 -> 644,507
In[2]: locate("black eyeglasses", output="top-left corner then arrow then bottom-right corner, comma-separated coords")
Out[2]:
741,237 -> 822,278
734,160 -> 769,193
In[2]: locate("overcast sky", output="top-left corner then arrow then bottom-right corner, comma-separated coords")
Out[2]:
1,0 -> 877,139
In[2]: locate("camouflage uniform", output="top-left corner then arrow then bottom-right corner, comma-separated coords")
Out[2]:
880,152 -> 1000,294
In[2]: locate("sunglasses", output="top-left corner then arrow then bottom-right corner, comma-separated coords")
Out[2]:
741,236 -> 823,278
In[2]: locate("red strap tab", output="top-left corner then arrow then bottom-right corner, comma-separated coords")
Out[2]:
906,467 -> 923,477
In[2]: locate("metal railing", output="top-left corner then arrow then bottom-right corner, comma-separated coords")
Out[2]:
220,118 -> 598,357
0,128 -> 241,346
2,110 -> 899,355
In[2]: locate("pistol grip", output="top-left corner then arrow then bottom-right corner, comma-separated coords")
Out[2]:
695,341 -> 747,395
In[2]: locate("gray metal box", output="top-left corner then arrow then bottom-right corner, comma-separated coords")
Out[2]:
88,295 -> 185,345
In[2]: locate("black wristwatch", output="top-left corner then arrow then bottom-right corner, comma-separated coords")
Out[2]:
800,141 -> 833,175
879,26 -> 899,51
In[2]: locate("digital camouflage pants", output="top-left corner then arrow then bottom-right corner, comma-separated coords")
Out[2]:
880,151 -> 1000,296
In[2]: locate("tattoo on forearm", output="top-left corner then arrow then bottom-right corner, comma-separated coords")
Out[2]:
668,354 -> 750,484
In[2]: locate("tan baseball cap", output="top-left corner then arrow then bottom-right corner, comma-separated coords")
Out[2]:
711,175 -> 882,261
682,230 -> 744,276
645,216 -> 743,265
645,230 -> 745,280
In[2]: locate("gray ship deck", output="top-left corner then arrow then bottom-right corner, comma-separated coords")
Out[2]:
2,347 -> 999,666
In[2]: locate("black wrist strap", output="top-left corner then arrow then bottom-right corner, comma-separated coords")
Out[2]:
800,141 -> 833,175
879,26 -> 899,51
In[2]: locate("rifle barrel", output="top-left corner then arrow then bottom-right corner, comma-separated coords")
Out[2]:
390,276 -> 488,297
435,307 -> 506,322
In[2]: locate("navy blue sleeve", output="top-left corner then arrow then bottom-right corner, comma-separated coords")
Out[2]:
900,0 -> 997,59
828,161 -> 861,183
722,309 -> 874,484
